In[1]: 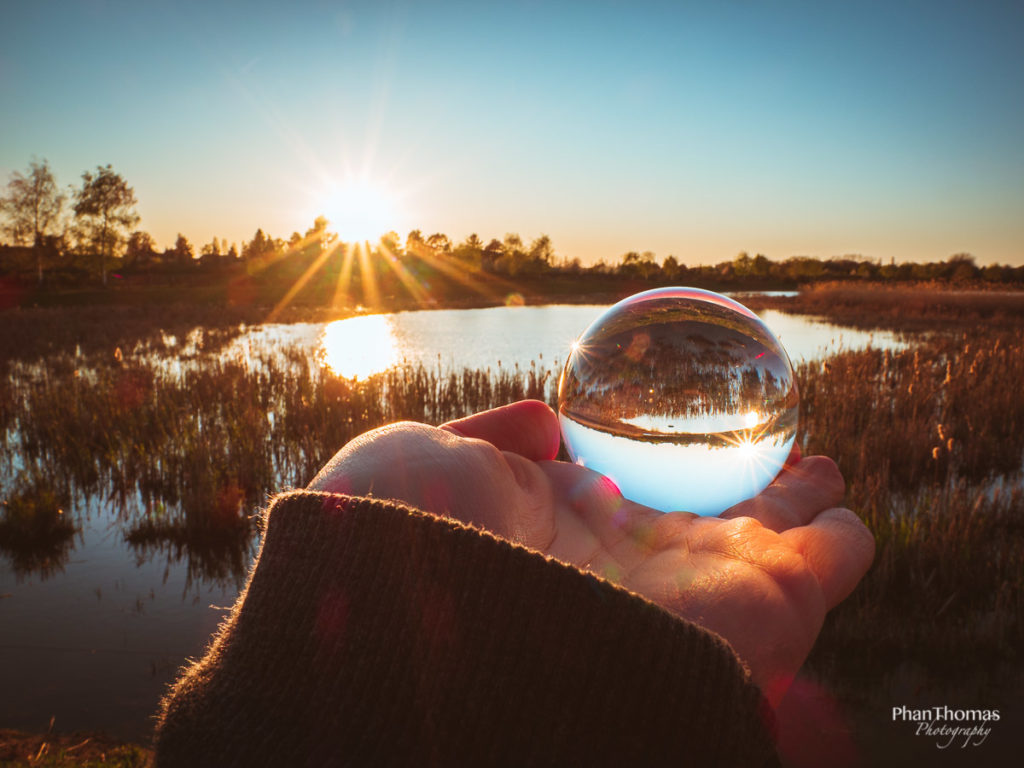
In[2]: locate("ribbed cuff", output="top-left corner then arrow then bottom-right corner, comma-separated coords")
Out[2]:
155,492 -> 779,767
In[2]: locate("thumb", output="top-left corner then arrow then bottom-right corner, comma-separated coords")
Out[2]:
441,400 -> 560,461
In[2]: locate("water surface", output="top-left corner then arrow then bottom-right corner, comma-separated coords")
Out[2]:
231,304 -> 906,379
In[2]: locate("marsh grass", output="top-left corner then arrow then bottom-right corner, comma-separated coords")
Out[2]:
741,281 -> 1024,332
796,328 -> 1024,710
2,335 -> 558,587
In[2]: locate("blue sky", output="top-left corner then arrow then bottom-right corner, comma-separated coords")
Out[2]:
2,0 -> 1022,265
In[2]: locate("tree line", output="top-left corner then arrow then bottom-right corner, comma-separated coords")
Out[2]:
2,158 -> 1022,295
0,159 -> 141,287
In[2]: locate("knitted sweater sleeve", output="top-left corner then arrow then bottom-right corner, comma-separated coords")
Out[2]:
154,491 -> 780,767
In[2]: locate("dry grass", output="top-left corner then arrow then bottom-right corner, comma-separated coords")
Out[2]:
796,329 -> 1024,705
2,340 -> 557,586
0,729 -> 151,767
741,281 -> 1024,332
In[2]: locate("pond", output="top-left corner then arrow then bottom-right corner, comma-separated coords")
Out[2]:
226,304 -> 905,379
0,302 -> 909,739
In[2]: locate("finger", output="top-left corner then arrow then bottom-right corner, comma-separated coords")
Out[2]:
781,508 -> 875,609
499,450 -> 556,549
441,400 -> 560,461
720,456 -> 845,533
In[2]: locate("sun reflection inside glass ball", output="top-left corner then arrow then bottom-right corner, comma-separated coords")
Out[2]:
558,287 -> 799,516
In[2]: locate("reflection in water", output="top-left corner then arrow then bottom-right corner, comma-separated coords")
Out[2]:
0,480 -> 78,581
559,416 -> 793,516
125,514 -> 256,594
559,289 -> 798,514
319,314 -> 399,378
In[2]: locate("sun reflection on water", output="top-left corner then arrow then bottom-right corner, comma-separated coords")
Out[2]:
319,314 -> 399,379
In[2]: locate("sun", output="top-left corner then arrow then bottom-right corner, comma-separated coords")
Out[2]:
322,177 -> 403,243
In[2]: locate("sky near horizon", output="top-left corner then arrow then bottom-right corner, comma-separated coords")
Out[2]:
2,0 -> 1022,266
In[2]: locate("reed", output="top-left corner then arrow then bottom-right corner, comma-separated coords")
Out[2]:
796,328 -> 1024,705
741,281 -> 1024,332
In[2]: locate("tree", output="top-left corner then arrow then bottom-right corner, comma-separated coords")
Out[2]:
200,237 -> 223,269
946,253 -> 977,282
72,164 -> 139,286
242,229 -> 273,263
453,233 -> 484,269
619,250 -> 657,279
503,233 -> 523,254
732,251 -> 753,277
751,254 -> 771,279
528,234 -> 554,267
495,233 -> 527,275
378,231 -> 401,255
405,229 -> 424,253
200,238 -> 222,257
476,238 -> 503,271
0,159 -> 66,284
173,233 -> 194,266
662,255 -> 680,280
125,230 -> 157,268
426,232 -> 451,253
304,216 -> 337,255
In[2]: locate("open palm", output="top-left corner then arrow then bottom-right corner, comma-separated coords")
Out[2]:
309,400 -> 875,704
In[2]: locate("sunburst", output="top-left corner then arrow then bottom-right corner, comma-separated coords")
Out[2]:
321,177 -> 403,244
258,164 -> 528,325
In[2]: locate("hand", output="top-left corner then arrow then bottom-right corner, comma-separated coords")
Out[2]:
308,400 -> 875,704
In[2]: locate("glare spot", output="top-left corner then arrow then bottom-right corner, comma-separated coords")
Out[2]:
320,315 -> 399,379
736,437 -> 760,460
321,178 -> 403,243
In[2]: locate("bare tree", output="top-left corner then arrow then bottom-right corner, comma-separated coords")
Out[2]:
72,164 -> 139,286
0,159 -> 66,284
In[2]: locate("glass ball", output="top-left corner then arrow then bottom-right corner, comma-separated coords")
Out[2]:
558,287 -> 799,516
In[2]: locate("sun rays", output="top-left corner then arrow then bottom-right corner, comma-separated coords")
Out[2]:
265,238 -> 342,323
225,140 -> 550,324
253,223 -> 529,327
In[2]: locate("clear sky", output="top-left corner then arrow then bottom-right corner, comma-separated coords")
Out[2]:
2,0 -> 1022,266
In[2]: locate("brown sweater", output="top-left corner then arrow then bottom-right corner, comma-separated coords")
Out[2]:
154,492 -> 781,767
